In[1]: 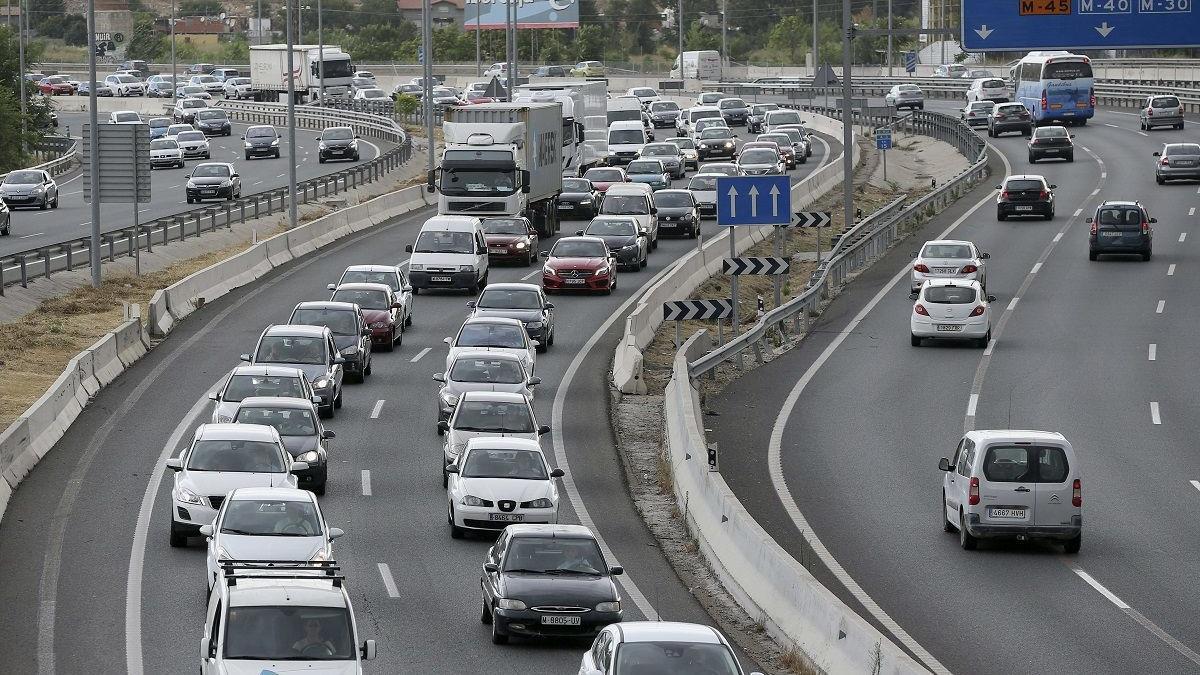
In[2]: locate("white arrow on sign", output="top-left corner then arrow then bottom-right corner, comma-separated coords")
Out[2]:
726,185 -> 738,218
975,25 -> 993,40
1095,22 -> 1115,37
769,184 -> 780,217
748,185 -> 759,218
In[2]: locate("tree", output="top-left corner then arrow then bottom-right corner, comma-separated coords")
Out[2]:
179,0 -> 224,15
29,0 -> 66,32
126,13 -> 169,61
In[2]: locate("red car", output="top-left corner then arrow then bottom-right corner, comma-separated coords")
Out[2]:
583,167 -> 628,193
38,76 -> 75,96
481,216 -> 539,266
329,282 -> 405,351
540,236 -> 617,295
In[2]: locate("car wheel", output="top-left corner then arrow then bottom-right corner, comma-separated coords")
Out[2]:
449,504 -> 464,538
39,197 -> 48,210
1176,123 -> 1184,130
1088,250 -> 1098,261
959,510 -> 978,550
1156,175 -> 1165,185
319,156 -> 326,164
383,330 -> 395,352
547,330 -> 554,347
481,596 -> 493,624
527,250 -> 536,267
334,389 -> 343,409
1063,534 -> 1082,554
274,149 -> 281,158
491,614 -> 509,645
319,404 -> 333,419
977,329 -> 991,349
1028,154 -> 1036,164
1,224 -> 8,236
910,334 -> 921,347
996,209 -> 1006,221
536,340 -> 547,354
245,152 -> 251,160
364,357 -> 373,376
640,255 -> 648,269
942,492 -> 955,533
204,152 -> 210,159
1142,249 -> 1152,261
1066,153 -> 1074,162
52,194 -> 58,208
169,522 -> 188,548
313,480 -> 326,496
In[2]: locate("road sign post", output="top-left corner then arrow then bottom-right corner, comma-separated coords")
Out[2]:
663,299 -> 734,350
875,127 -> 892,182
961,0 -> 1196,50
82,123 -> 151,281
791,210 -> 832,263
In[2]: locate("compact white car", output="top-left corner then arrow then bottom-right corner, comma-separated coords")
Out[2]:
484,62 -> 509,78
174,130 -> 211,159
353,87 -> 389,101
966,77 -> 1009,103
434,350 -> 539,424
438,391 -> 549,486
625,87 -> 660,107
199,487 -> 344,591
446,438 -> 563,538
165,424 -> 306,547
209,365 -> 320,423
444,316 -> 537,379
580,621 -> 765,675
149,138 -> 184,169
354,70 -> 377,82
938,429 -> 1081,553
189,74 -> 225,94
104,73 -> 145,96
108,110 -> 141,125
687,173 -> 719,216
222,76 -> 253,99
695,91 -> 725,107
910,239 -> 989,293
910,279 -> 994,348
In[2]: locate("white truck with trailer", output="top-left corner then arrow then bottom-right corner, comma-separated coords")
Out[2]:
433,102 -> 564,238
514,80 -> 607,175
249,44 -> 355,102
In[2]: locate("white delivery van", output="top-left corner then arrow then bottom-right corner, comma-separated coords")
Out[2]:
670,51 -> 722,80
607,120 -> 648,166
405,215 -> 489,293
600,183 -> 659,249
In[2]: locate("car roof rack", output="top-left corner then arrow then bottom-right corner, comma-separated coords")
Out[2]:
219,560 -> 344,587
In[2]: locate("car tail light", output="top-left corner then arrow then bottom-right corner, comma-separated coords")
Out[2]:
1040,90 -> 1048,110
914,263 -> 930,273
995,114 -> 1006,120
1039,190 -> 1049,200
968,477 -> 980,506
969,305 -> 985,317
961,264 -> 978,274
1142,221 -> 1151,235
914,303 -> 929,316
1147,108 -> 1154,116
1090,91 -> 1096,108
1090,220 -> 1098,236
1072,479 -> 1082,507
1000,191 -> 1010,200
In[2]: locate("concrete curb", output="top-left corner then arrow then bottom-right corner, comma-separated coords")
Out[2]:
87,332 -> 124,387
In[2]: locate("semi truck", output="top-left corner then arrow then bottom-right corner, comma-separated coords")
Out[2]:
514,80 -> 607,175
249,44 -> 355,102
433,102 -> 564,238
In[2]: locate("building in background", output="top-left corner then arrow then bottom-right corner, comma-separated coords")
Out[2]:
397,0 -> 464,28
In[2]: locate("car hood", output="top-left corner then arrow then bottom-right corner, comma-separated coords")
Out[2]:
280,435 -> 320,457
360,308 -> 393,324
197,118 -> 229,126
473,307 -> 543,322
590,234 -> 637,249
246,137 -> 277,145
558,192 -> 593,201
216,533 -> 325,562
177,138 -> 208,147
216,660 -> 358,675
333,334 -> 360,351
458,477 -> 552,503
499,572 -> 618,607
485,234 -> 529,245
548,256 -> 605,270
656,206 -> 693,217
188,177 -> 228,187
181,471 -> 292,496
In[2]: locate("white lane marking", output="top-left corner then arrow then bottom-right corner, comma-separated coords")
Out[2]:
1151,402 -> 1162,425
1190,208 -> 1196,217
520,269 -> 541,281
18,232 -> 44,239
1071,567 -> 1131,609
1104,123 -> 1120,128
377,563 -> 401,598
409,347 -> 432,363
1073,208 -> 1083,217
966,394 -> 979,418
1053,232 -> 1063,242
1137,131 -> 1149,137
370,399 -> 385,419
1190,480 -> 1200,493
167,184 -> 180,189
1090,188 -> 1101,197
1149,344 -> 1157,361
1080,145 -> 1091,152
983,339 -> 996,357
56,173 -> 83,187
1180,233 -> 1188,242
276,173 -> 286,178
1007,297 -> 1020,311
1101,172 -> 1107,178
1197,186 -> 1200,194
1156,300 -> 1166,314
1031,262 -> 1042,274
253,180 -> 263,186
361,470 -> 373,496
1168,264 -> 1176,276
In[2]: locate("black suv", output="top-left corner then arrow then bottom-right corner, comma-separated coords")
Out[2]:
988,102 -> 1032,137
996,174 -> 1055,221
1087,201 -> 1154,261
1028,125 -> 1074,163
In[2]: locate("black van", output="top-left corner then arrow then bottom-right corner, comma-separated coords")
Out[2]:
1088,201 -> 1154,261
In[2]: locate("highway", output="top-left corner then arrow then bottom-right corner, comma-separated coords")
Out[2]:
2,112 -> 387,256
0,118 -> 839,672
707,100 -> 1200,674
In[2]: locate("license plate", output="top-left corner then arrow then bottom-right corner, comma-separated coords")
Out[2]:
559,203 -> 573,209
565,278 -> 586,285
989,508 -> 1026,519
488,513 -> 524,522
933,267 -> 957,274
331,149 -> 344,154
430,276 -> 452,282
541,615 -> 581,626
488,247 -> 507,254
1101,231 -> 1123,237
1175,161 -> 1195,166
202,190 -> 216,195
1044,149 -> 1060,153
936,324 -> 962,332
1015,205 -> 1034,211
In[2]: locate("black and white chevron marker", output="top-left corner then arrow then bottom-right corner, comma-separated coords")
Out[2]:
663,299 -> 734,321
722,257 -> 791,276
792,211 -> 832,228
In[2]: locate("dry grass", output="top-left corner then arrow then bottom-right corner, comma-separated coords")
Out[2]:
780,646 -> 821,675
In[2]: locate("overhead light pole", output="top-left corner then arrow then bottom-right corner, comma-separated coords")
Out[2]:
171,0 -> 177,101
422,0 -> 434,175
286,0 -> 298,232
840,0 -> 853,253
17,0 -> 25,149
812,0 -> 818,76
720,0 -> 727,69
677,0 -> 683,71
887,0 -> 893,76
87,0 -> 100,286
317,0 -> 324,105
475,0 -> 481,78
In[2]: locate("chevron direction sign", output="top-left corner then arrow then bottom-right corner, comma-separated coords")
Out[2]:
722,257 -> 790,275
792,211 -> 832,228
663,299 -> 734,321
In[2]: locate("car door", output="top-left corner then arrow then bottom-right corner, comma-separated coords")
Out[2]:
945,437 -> 966,512
539,289 -> 554,333
385,288 -> 400,325
1032,445 -> 1075,529
327,335 -> 343,391
483,533 -> 508,604
201,597 -> 221,673
977,443 -> 1036,526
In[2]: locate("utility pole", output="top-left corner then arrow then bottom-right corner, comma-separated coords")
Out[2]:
87,0 -> 100,287
677,0 -> 683,72
257,0 -> 262,45
298,2 -> 303,42
939,0 -> 945,64
171,0 -> 177,101
720,0 -> 727,69
505,0 -> 514,100
17,0 -> 25,150
317,0 -> 324,105
475,0 -> 481,78
812,0 -> 818,77
422,0 -> 434,175
887,0 -> 893,76
840,0 -> 853,254
286,0 -> 298,232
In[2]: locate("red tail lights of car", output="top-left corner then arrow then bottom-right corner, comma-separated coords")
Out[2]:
914,263 -> 930,273
1090,91 -> 1096,108
914,303 -> 929,316
1039,190 -> 1050,200
960,264 -> 978,274
1040,90 -> 1048,110
1142,221 -> 1151,235
1160,157 -> 1170,166
1000,191 -> 1010,200
1090,220 -> 1098,236
1147,108 -> 1154,117
1072,479 -> 1082,507
969,305 -> 985,317
968,477 -> 980,505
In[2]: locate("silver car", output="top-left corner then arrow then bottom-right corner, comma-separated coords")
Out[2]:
1154,142 -> 1200,184
209,365 -> 320,424
885,84 -> 924,110
1139,94 -> 1185,131
638,142 -> 685,179
0,169 -> 58,210
433,350 -> 539,423
910,239 -> 989,294
687,173 -> 718,216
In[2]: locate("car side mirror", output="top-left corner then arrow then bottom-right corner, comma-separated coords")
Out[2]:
238,353 -> 250,362
208,391 -> 219,401
466,300 -> 477,308
550,468 -> 565,478
1049,184 -> 1057,189
1085,217 -> 1093,223
231,173 -> 239,178
1153,151 -> 1161,157
312,395 -> 324,404
987,294 -> 998,302
980,252 -> 991,259
1069,134 -> 1075,139
322,429 -> 336,439
333,355 -> 346,365
438,420 -> 450,433
199,524 -> 214,538
391,302 -> 403,309
354,134 -> 361,139
639,230 -> 649,237
405,244 -> 414,253
445,464 -> 460,474
443,336 -> 453,346
239,135 -> 245,140
484,562 -> 499,574
290,461 -> 309,473
165,458 -> 182,471
361,640 -> 376,661
993,185 -> 1001,190
185,174 -> 192,179
575,229 -> 584,236
1150,217 -> 1158,223
938,457 -> 952,471
432,373 -> 446,383
201,637 -> 212,660
537,424 -> 551,436
609,566 -> 624,576
329,527 -> 345,541
326,283 -> 336,291
543,302 -> 554,310
528,376 -> 541,386
538,250 -> 550,258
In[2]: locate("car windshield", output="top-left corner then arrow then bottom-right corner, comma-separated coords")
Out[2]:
719,99 -> 746,109
1164,144 -> 1200,156
168,126 -> 192,135
609,130 -> 644,144
190,164 -> 228,178
768,111 -> 802,125
562,178 -> 592,193
632,89 -> 655,97
601,195 -> 647,215
150,139 -> 178,150
669,138 -> 695,150
552,240 -> 608,258
234,406 -> 317,437
114,112 -> 140,122
779,130 -> 804,143
740,149 -> 778,164
457,323 -> 526,348
478,288 -> 542,310
751,104 -> 779,115
760,135 -> 791,146
482,218 -> 529,235
654,192 -> 692,208
651,101 -> 680,112
321,128 -> 354,141
461,447 -> 547,479
922,244 -> 972,259
452,400 -> 535,433
290,308 -> 358,336
641,145 -> 676,157
223,607 -> 354,660
699,128 -> 731,139
1005,179 -> 1044,191
587,220 -> 637,236
700,94 -> 723,104
220,498 -> 323,536
627,161 -> 662,174
1152,96 -> 1180,108
339,270 -> 400,291
184,100 -> 205,108
924,286 -> 977,304
981,79 -> 1005,88
186,439 -> 285,472
223,375 -> 306,402
178,132 -> 208,143
247,127 -> 276,138
117,75 -> 138,83
255,336 -> 326,365
689,176 -> 717,190
413,230 -> 474,254
331,289 -> 388,311
450,357 -> 525,384
585,169 -> 623,182
503,537 -> 606,574
613,642 -> 741,675
4,171 -> 42,184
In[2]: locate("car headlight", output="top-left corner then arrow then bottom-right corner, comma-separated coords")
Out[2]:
526,321 -> 543,329
580,197 -> 592,204
299,450 -> 319,463
724,141 -> 734,148
271,139 -> 280,145
699,143 -> 709,149
515,241 -> 527,249
314,378 -> 330,389
542,265 -> 556,276
32,186 -> 44,194
220,180 -> 232,187
440,392 -> 460,408
460,495 -> 487,507
621,243 -> 638,251
244,142 -> 253,148
370,321 -> 388,329
409,263 -> 425,271
524,498 -> 554,509
458,265 -> 474,273
595,601 -> 621,612
174,486 -> 205,506
496,598 -> 527,610
448,442 -> 466,457
319,142 -> 327,150
594,265 -> 610,276
309,548 -> 329,562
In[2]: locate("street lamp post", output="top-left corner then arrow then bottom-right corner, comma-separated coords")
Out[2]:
840,0 -> 853,257
720,0 -> 727,69
17,0 -> 25,148
317,0 -> 324,105
286,0 -> 298,232
475,0 -> 481,78
171,0 -> 177,101
87,0 -> 100,287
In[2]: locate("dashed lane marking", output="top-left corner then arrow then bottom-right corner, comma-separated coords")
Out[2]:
1157,300 -> 1166,314
1151,402 -> 1162,425
370,399 -> 385,419
377,563 -> 400,598
410,347 -> 432,363
361,470 -> 372,496
1149,344 -> 1157,361
1168,264 -> 1176,276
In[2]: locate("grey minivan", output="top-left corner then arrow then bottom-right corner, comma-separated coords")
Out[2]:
1139,94 -> 1184,131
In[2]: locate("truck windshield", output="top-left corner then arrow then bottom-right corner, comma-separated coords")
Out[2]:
312,59 -> 354,79
440,168 -> 518,196
224,606 -> 354,660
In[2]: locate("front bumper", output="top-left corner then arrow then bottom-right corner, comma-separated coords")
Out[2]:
293,456 -> 328,487
991,121 -> 1031,134
409,270 -> 478,290
320,147 -> 359,161
556,200 -> 596,217
965,512 -> 1081,541
180,146 -> 209,158
697,145 -> 736,159
658,216 -> 697,234
173,499 -> 218,529
607,153 -> 638,166
368,325 -> 395,345
313,383 -> 337,408
493,608 -> 622,639
245,144 -> 279,156
1,194 -> 42,206
198,124 -> 231,136
722,113 -> 748,125
187,185 -> 233,200
543,272 -> 611,292
911,317 -> 989,339
612,247 -> 642,267
696,201 -> 716,215
651,117 -> 678,128
151,155 -> 183,167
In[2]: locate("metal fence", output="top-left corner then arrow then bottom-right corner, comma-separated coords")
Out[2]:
316,98 -> 446,127
0,138 -> 79,184
687,109 -> 989,378
0,102 -> 412,293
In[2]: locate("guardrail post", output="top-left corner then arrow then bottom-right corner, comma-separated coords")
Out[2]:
239,201 -> 246,223
125,228 -> 135,258
105,235 -> 116,262
42,248 -> 52,279
224,204 -> 232,229
18,255 -> 28,287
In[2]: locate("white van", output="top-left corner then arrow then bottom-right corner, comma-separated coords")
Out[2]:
405,215 -> 489,293
600,183 -> 659,249
763,108 -> 805,134
607,120 -> 648,165
676,106 -> 722,138
670,50 -> 722,80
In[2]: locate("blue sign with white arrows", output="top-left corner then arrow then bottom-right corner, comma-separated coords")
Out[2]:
961,0 -> 1196,51
715,176 -> 792,227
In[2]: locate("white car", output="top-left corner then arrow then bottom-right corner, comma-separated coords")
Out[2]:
910,239 -> 989,293
149,138 -> 184,169
209,365 -> 319,423
960,101 -> 996,127
189,74 -> 225,94
580,621 -> 765,675
438,391 -> 549,486
625,87 -> 660,107
484,62 -> 509,78
434,350 -> 539,424
165,424 -> 306,547
223,77 -> 253,99
695,91 -> 725,107
938,429 -> 1081,553
199,487 -> 344,591
966,77 -> 1009,103
446,438 -> 563,538
696,162 -> 739,177
353,87 -> 389,101
910,279 -> 994,348
174,130 -> 211,159
165,123 -> 194,139
108,110 -> 141,125
354,70 -> 377,82
444,316 -> 537,379
687,173 -> 718,216
104,74 -> 145,96
884,84 -> 924,110
173,97 -> 209,123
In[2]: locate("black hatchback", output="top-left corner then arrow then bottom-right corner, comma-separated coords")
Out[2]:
996,174 -> 1055,220
1028,126 -> 1074,163
1088,201 -> 1154,261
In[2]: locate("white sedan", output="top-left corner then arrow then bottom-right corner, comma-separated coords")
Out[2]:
910,239 -> 989,294
446,438 -> 562,538
910,279 -> 994,348
353,87 -> 389,101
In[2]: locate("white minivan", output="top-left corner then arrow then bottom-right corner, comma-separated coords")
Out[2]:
607,120 -> 648,165
406,215 -> 489,293
599,183 -> 659,249
939,429 -> 1081,553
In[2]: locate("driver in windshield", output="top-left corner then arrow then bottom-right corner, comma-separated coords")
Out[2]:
556,543 -> 601,573
274,501 -> 317,535
292,618 -> 336,655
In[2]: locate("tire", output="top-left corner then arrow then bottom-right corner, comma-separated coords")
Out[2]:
1063,534 -> 1082,554
1142,249 -> 1152,261
481,597 -> 493,624
313,480 -> 326,496
959,511 -> 977,550
319,157 -> 326,164
52,195 -> 58,208
527,250 -> 536,267
449,504 -> 464,538
1156,175 -> 1165,185
169,522 -> 188,548
535,340 -> 547,354
186,197 -> 193,204
1045,210 -> 1054,221
1028,154 -> 1036,164
1089,250 -> 1098,261
245,152 -> 251,160
39,197 -> 47,210
491,616 -> 509,645
547,330 -> 554,347
942,492 -> 955,533
997,209 -> 1006,221
977,330 -> 991,349
274,149 -> 281,158
204,152 -> 210,159
910,334 -> 921,347
1,225 -> 8,236
383,329 -> 395,352
1066,153 -> 1074,163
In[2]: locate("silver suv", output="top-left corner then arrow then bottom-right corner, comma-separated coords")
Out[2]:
1139,94 -> 1184,131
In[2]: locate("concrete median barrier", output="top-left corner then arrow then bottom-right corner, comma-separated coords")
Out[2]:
73,349 -> 100,398
261,231 -> 293,268
24,368 -> 84,463
114,320 -> 148,368
88,331 -> 124,387
0,418 -> 31,519
148,289 -> 173,339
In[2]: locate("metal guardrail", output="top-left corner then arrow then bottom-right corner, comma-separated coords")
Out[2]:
0,138 -> 80,184
316,98 -> 446,126
687,110 -> 989,378
0,102 -> 412,292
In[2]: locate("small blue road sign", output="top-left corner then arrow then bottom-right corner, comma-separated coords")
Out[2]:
904,51 -> 917,73
715,176 -> 792,226
876,128 -> 893,150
